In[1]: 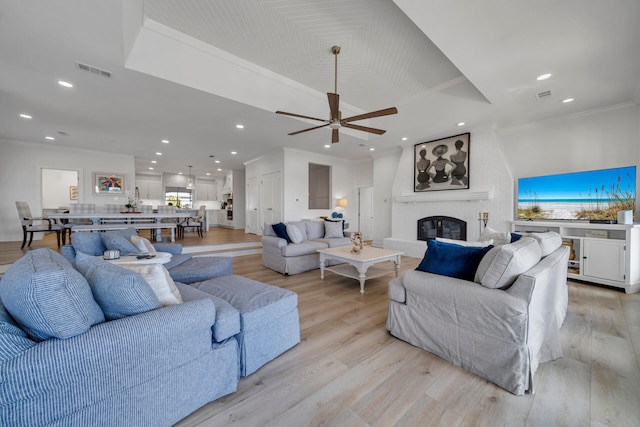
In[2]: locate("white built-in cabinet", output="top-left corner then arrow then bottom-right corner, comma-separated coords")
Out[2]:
196,179 -> 217,201
135,175 -> 163,200
512,221 -> 640,294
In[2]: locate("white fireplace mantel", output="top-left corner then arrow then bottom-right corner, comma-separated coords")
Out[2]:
394,186 -> 493,203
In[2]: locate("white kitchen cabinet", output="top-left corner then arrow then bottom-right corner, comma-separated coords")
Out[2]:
135,175 -> 163,200
512,221 -> 640,294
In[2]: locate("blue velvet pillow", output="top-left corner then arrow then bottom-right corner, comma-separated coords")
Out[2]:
272,222 -> 292,243
416,240 -> 494,281
75,252 -> 161,320
510,232 -> 523,243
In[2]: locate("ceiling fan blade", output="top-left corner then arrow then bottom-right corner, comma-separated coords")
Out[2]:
332,129 -> 339,144
288,123 -> 330,136
276,111 -> 328,123
328,93 -> 340,120
342,122 -> 386,135
342,107 -> 398,123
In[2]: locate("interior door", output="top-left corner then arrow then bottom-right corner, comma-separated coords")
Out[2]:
358,186 -> 373,241
41,168 -> 79,211
246,176 -> 259,234
261,171 -> 282,234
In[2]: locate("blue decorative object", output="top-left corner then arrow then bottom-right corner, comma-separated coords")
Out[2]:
331,212 -> 338,218
271,222 -> 292,243
337,213 -> 343,218
416,240 -> 493,281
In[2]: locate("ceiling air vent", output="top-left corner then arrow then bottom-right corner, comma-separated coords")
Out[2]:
76,61 -> 112,78
536,90 -> 552,100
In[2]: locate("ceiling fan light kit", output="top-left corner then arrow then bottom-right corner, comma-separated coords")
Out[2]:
276,45 -> 397,144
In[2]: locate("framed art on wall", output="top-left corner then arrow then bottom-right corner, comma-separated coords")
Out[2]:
93,172 -> 125,194
414,133 -> 470,192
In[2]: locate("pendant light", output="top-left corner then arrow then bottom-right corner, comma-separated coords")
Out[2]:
187,165 -> 194,189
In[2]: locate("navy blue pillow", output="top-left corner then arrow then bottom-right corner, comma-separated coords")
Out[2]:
272,222 -> 292,243
416,240 -> 494,281
510,233 -> 522,243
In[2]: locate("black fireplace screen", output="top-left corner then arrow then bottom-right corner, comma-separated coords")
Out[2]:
417,216 -> 467,241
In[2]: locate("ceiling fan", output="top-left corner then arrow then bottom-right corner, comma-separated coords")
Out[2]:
276,46 -> 398,144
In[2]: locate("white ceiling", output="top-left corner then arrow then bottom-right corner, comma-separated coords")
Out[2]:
0,0 -> 638,180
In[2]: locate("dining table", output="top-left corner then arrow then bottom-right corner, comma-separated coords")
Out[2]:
48,210 -> 196,242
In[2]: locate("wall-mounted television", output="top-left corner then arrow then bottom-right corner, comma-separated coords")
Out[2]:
516,166 -> 636,221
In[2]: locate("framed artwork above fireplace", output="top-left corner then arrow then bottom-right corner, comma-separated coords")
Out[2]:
414,133 -> 470,192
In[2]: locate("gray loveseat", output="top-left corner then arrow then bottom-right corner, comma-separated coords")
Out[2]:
262,220 -> 352,275
387,232 -> 569,395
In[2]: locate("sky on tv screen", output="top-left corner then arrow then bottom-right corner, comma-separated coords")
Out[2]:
517,166 -> 636,202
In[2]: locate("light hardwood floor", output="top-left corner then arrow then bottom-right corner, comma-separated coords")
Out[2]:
1,230 -> 639,426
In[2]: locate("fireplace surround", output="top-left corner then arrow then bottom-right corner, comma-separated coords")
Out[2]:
417,216 -> 467,241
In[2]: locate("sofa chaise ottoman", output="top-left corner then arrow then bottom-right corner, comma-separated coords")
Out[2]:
189,274 -> 301,377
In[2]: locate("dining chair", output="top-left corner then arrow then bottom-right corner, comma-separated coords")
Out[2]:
178,205 -> 206,239
64,204 -> 96,241
101,204 -> 127,224
15,201 -> 63,248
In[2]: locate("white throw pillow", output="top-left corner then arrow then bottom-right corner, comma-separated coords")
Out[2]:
436,237 -> 494,247
474,237 -> 541,289
479,226 -> 511,246
324,221 -> 343,238
286,224 -> 305,244
118,264 -> 182,306
130,235 -> 157,254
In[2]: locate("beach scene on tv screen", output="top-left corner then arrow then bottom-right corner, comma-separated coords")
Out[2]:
517,166 -> 636,220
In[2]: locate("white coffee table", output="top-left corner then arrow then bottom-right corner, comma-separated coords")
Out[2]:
317,246 -> 403,294
103,252 -> 172,265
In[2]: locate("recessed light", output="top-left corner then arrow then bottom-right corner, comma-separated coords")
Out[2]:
151,160 -> 157,164
155,152 -> 162,156
149,167 -> 154,170
457,122 -> 465,127
217,168 -> 222,171
58,80 -> 73,88
161,139 -> 170,144
45,136 -> 55,140
562,98 -> 574,103
236,124 -> 244,129
214,160 -> 220,164
178,172 -> 183,175
401,137 -> 408,141
206,173 -> 211,176
324,144 -> 331,148
369,148 -> 375,151
536,73 -> 552,81
231,151 -> 237,155
19,113 -> 32,119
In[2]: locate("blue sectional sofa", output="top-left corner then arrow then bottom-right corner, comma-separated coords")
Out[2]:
61,228 -> 232,284
0,246 -> 300,426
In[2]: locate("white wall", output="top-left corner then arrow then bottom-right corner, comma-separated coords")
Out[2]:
374,102 -> 639,248
497,103 -> 640,187
372,148 -> 402,247
385,125 -> 514,243
0,138 -> 135,242
282,148 -> 354,222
